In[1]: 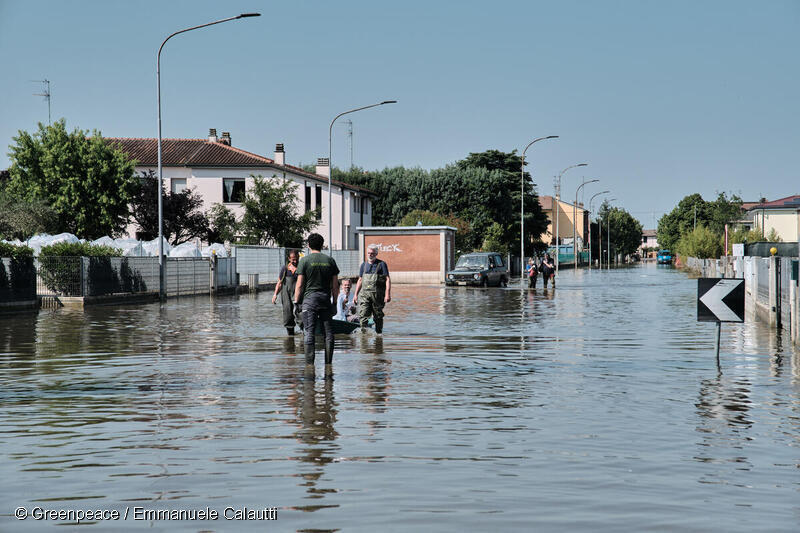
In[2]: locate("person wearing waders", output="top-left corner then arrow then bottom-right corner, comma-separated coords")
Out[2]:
353,244 -> 392,334
293,233 -> 339,373
272,249 -> 302,335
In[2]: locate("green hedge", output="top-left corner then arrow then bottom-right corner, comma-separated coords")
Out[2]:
0,242 -> 34,257
39,242 -> 122,258
38,242 -> 123,296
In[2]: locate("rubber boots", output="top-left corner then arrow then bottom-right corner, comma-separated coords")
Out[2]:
304,343 -> 315,365
324,339 -> 334,365
374,318 -> 383,334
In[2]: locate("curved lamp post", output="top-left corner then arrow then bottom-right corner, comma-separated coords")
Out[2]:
588,190 -> 610,268
328,100 -> 396,253
519,135 -> 558,278
573,179 -> 599,268
554,163 -> 587,273
157,13 -> 260,300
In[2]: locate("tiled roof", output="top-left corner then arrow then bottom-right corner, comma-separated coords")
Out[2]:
538,195 -> 586,212
642,229 -> 657,237
747,194 -> 800,210
105,138 -> 273,167
104,138 -> 376,195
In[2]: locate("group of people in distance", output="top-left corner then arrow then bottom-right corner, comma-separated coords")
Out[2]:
271,233 -> 392,375
525,253 -> 556,289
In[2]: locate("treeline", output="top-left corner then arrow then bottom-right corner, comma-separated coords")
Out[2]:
3,121 -> 551,254
1,120 -> 317,247
331,150 -> 550,255
657,192 -> 778,259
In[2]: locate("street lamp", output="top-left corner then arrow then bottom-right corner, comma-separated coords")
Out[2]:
554,163 -> 588,273
328,100 -> 397,253
157,13 -> 260,301
520,136 -> 558,278
574,179 -> 599,268
588,190 -> 610,268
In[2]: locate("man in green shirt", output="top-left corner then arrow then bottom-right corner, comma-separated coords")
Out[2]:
293,233 -> 340,371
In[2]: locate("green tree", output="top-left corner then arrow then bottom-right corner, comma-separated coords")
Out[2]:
0,192 -> 59,240
456,149 -> 549,255
334,149 -> 550,255
129,170 -> 210,244
6,119 -> 138,239
239,175 -> 319,247
676,225 -> 722,259
657,192 -> 743,252
206,203 -> 239,244
481,222 -> 508,254
656,193 -> 705,252
398,209 -> 474,253
598,201 -> 643,258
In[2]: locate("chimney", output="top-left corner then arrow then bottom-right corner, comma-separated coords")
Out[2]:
316,157 -> 330,178
274,143 -> 285,165
220,131 -> 231,145
208,128 -> 217,142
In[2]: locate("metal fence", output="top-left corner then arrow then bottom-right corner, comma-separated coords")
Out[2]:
329,249 -> 361,278
0,257 -> 36,302
232,245 -> 362,282
31,256 -> 236,298
232,246 -> 286,284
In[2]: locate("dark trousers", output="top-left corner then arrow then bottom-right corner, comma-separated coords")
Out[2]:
302,291 -> 334,347
528,273 -> 538,288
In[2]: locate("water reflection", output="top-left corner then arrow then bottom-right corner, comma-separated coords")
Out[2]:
1,265 -> 799,531
291,368 -> 339,512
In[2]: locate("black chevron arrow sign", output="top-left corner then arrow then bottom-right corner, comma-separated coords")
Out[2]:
697,278 -> 745,323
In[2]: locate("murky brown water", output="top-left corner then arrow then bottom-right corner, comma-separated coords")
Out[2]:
1,263 -> 798,531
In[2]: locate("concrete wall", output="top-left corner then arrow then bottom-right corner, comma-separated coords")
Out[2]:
357,226 -> 456,284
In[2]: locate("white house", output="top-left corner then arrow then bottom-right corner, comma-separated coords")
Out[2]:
108,129 -> 375,249
639,229 -> 658,258
745,195 -> 800,242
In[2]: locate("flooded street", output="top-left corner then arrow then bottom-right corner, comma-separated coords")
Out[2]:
1,263 -> 798,531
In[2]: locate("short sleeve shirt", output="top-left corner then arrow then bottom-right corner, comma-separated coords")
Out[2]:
297,253 -> 340,298
359,259 -> 389,278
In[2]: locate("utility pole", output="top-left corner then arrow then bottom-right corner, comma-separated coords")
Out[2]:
32,79 -> 51,124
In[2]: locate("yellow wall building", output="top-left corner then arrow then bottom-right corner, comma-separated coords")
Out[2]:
538,195 -> 590,246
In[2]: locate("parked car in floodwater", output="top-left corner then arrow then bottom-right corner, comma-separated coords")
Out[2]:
446,252 -> 509,287
657,249 -> 673,264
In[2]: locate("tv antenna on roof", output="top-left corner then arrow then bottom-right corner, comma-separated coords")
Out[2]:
344,119 -> 353,169
32,79 -> 51,124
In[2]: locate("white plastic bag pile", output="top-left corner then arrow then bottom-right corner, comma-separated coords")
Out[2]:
3,233 -> 227,258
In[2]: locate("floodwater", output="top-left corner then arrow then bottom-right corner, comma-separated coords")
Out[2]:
1,263 -> 798,532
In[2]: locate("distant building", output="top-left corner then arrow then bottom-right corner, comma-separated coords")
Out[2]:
107,130 -> 375,249
639,229 -> 658,258
538,195 -> 589,246
743,195 -> 800,242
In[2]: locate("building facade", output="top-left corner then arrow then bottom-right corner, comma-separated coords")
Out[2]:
745,195 -> 800,243
538,195 -> 590,246
108,131 -> 375,249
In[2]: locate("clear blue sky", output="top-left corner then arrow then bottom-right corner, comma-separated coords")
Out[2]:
1,0 -> 798,228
